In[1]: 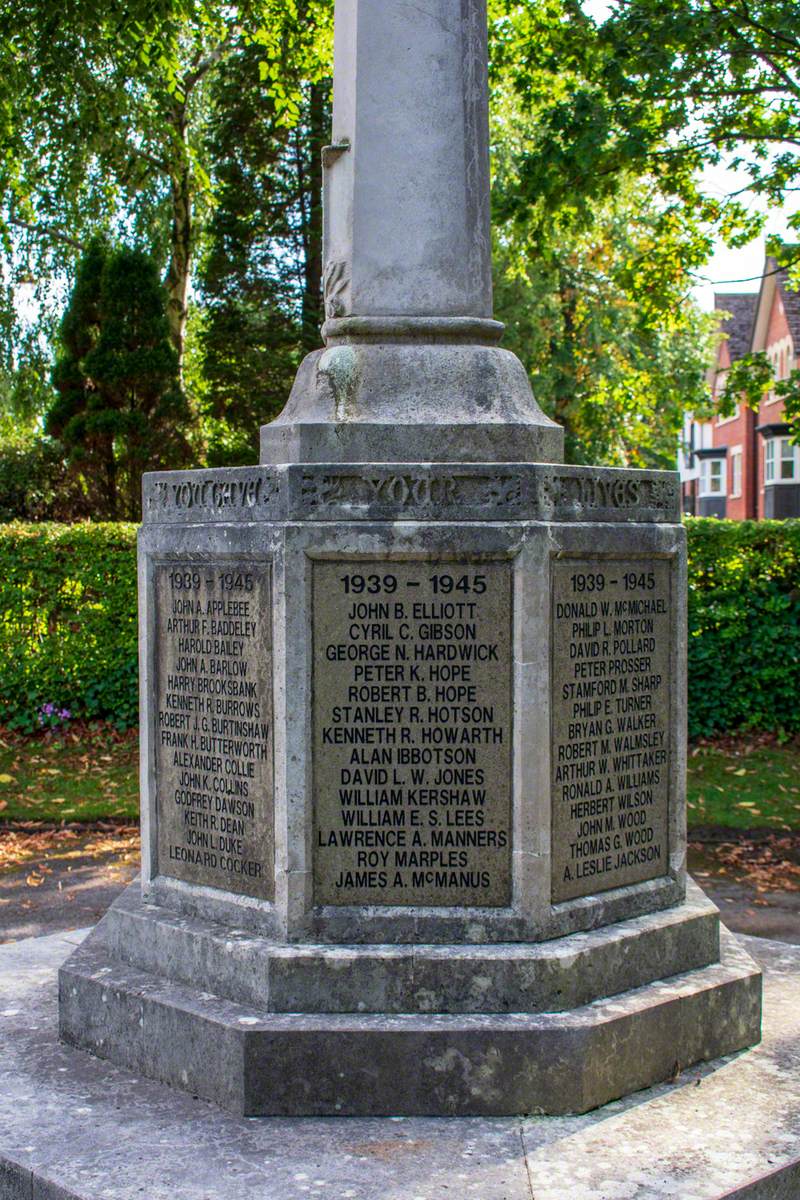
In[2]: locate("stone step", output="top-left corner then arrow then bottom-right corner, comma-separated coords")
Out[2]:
96,879 -> 721,1014
59,926 -> 761,1117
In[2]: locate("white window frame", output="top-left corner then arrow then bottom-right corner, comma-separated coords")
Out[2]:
716,404 -> 740,427
765,438 -> 776,482
715,370 -> 739,426
729,448 -> 743,498
765,337 -> 793,407
765,437 -> 800,484
699,457 -> 725,497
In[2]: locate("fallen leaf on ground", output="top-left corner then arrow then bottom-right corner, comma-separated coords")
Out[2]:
689,831 -> 800,893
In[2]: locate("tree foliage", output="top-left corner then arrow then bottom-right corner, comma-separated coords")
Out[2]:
46,238 -> 192,518
0,0 -> 333,365
198,43 -> 330,463
2,0 -> 799,477
490,0 -> 800,255
490,53 -> 715,465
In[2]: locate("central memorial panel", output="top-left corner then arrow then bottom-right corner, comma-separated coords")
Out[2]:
313,559 -> 513,907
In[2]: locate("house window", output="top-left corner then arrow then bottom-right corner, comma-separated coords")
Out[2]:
780,438 -> 799,481
716,403 -> 739,426
699,457 -> 725,496
765,437 -> 799,483
730,450 -> 742,498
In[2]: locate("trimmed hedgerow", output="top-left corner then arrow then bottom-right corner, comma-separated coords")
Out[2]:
0,522 -> 138,731
686,518 -> 800,738
0,519 -> 797,736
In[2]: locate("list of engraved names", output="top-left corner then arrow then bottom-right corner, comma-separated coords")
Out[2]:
154,562 -> 274,900
551,558 -> 671,903
313,561 -> 512,906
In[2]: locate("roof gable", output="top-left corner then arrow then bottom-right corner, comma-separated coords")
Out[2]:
776,265 -> 800,348
714,292 -> 758,363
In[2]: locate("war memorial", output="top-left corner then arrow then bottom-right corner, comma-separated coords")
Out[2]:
1,1 -> 799,1196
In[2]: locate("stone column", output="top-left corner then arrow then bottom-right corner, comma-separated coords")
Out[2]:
259,0 -> 564,466
323,0 -> 492,321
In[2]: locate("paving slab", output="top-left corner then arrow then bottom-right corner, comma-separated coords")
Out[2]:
0,925 -> 798,1200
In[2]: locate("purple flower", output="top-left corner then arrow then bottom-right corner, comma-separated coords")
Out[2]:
37,703 -> 72,729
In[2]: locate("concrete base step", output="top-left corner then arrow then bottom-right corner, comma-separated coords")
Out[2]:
0,921 -> 794,1197
59,921 -> 761,1116
95,878 -> 722,1014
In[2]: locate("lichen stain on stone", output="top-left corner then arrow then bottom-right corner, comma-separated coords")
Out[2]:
426,1045 -> 503,1100
317,347 -> 362,423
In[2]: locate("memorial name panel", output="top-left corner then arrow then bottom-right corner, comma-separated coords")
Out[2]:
551,558 -> 671,903
154,562 -> 274,900
313,560 -> 513,907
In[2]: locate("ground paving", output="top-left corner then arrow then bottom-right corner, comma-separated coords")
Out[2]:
2,842 -> 797,946
0,921 -> 799,1198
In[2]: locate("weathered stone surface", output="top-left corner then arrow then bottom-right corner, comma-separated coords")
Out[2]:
78,878 -> 721,1015
58,921 -> 760,1117
259,337 -> 565,466
143,462 -> 684,526
1,927 -> 794,1199
323,0 -> 492,321
136,514 -> 687,946
312,558 -> 513,908
520,934 -> 800,1199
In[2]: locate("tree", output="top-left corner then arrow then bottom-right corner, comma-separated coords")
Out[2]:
493,185 -> 714,466
198,44 -> 330,462
0,0 -> 334,366
489,57 -> 715,466
490,0 -> 800,262
46,239 -> 192,518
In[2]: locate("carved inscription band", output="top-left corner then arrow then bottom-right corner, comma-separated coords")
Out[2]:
143,465 -> 681,523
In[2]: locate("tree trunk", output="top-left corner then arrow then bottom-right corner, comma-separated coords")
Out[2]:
553,276 -> 577,453
300,82 -> 325,351
102,437 -> 118,520
165,104 -> 192,368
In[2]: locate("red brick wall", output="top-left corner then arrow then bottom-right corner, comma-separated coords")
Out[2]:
756,288 -> 792,517
711,335 -> 755,518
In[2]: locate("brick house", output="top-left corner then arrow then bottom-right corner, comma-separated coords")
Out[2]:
680,255 -> 800,519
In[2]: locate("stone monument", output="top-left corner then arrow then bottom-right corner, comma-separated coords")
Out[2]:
59,0 -> 762,1116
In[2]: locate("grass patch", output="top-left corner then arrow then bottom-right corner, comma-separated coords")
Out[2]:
0,724 -> 138,824
688,735 -> 800,831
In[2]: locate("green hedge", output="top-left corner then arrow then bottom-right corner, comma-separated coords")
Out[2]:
0,519 -> 798,737
0,522 -> 138,732
686,518 -> 800,738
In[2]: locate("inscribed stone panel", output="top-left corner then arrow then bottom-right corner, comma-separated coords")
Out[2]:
154,562 -> 274,899
313,560 -> 513,907
551,558 -> 671,902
